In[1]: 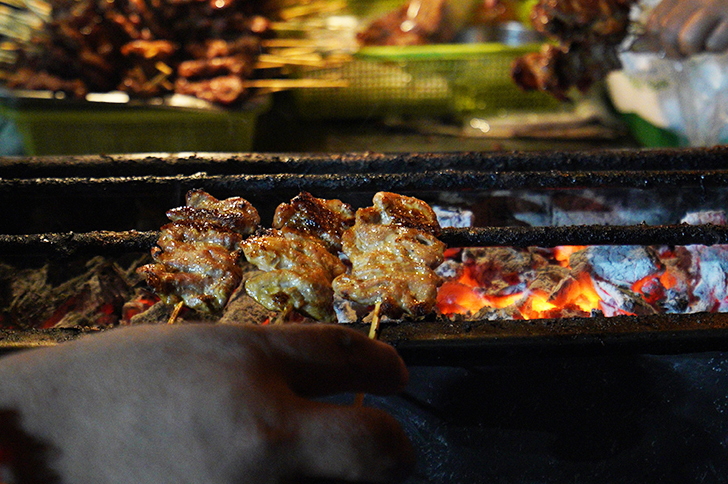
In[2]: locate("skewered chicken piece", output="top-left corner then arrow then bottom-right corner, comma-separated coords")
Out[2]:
242,228 -> 346,322
242,192 -> 354,322
137,189 -> 260,313
272,191 -> 355,253
333,192 -> 446,320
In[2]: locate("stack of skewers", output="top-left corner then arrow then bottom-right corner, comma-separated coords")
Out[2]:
0,0 -> 352,105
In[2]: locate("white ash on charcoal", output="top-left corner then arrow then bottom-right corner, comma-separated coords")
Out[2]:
435,259 -> 461,279
569,245 -> 661,288
472,305 -> 521,321
528,264 -> 571,294
591,279 -> 658,317
682,245 -> 728,313
432,205 -> 474,229
677,210 -> 728,313
550,190 -> 673,227
681,210 -> 728,226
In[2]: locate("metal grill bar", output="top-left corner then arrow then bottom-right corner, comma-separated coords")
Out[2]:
3,225 -> 728,256
4,169 -> 728,196
3,146 -> 728,178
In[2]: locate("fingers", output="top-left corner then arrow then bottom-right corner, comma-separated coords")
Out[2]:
678,10 -> 721,56
289,400 -> 415,483
705,19 -> 728,53
646,0 -> 728,57
259,324 -> 409,398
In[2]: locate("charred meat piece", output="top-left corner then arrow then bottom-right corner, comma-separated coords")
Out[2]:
242,228 -> 346,322
7,0 -> 275,105
272,191 -> 355,253
512,0 -> 636,99
512,41 -> 623,100
243,192 -> 353,321
137,189 -> 259,313
166,189 -> 260,236
333,192 -> 446,320
357,0 -> 454,46
173,76 -> 246,105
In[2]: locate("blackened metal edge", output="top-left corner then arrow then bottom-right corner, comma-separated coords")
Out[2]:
4,313 -> 728,364
3,225 -> 728,256
3,146 -> 728,178
5,169 -> 728,195
0,231 -> 158,257
381,312 -> 728,364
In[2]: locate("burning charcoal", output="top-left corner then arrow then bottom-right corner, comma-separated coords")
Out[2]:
472,305 -> 520,321
0,257 -> 137,329
527,265 -> 571,295
684,245 -> 728,313
569,245 -> 661,288
217,278 -> 275,325
681,211 -> 728,226
435,259 -> 461,279
462,247 -> 549,294
657,254 -> 692,313
432,205 -> 474,228
592,279 -> 658,317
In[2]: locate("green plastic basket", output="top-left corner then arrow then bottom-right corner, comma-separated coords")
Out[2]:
294,43 -> 561,119
0,94 -> 271,155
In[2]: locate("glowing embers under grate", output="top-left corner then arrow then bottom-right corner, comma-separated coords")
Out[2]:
437,243 -> 728,321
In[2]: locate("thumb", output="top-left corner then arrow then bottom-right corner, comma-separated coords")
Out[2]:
287,400 -> 415,483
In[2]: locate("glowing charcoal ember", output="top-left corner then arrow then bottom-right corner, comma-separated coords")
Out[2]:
569,245 -> 662,288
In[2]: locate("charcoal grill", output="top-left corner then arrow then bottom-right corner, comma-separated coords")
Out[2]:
5,146 -> 728,364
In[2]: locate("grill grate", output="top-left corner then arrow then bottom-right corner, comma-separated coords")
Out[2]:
4,147 -> 728,361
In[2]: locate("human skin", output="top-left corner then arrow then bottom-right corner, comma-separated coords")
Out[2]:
646,0 -> 728,57
0,323 -> 414,484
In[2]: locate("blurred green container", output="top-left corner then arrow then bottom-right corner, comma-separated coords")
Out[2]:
0,93 -> 270,155
294,43 -> 561,120
620,113 -> 682,148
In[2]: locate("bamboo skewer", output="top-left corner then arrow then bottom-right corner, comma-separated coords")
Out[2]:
240,79 -> 349,89
354,300 -> 383,406
273,304 -> 294,325
167,300 -> 185,325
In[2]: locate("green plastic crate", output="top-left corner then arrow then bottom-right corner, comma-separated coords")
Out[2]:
294,43 -> 561,119
0,94 -> 271,155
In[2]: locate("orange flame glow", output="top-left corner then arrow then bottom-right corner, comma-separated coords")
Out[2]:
437,246 -> 604,320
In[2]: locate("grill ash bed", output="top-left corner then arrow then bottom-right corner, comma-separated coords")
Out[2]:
4,146 -> 728,364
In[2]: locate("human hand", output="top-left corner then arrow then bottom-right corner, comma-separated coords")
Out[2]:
0,323 -> 413,484
645,0 -> 728,57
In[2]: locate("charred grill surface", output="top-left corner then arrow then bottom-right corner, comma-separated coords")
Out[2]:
4,225 -> 728,257
3,146 -> 728,179
5,169 -> 728,199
